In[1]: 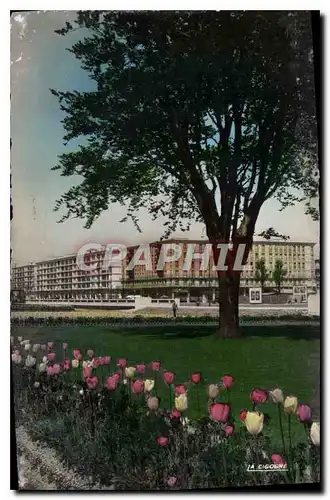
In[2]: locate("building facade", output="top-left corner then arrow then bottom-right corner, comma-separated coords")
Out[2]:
121,238 -> 316,300
11,239 -> 316,303
11,248 -> 121,302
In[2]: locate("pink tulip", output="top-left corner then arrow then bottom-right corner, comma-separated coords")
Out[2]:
131,380 -> 145,394
167,476 -> 177,487
151,360 -> 161,371
48,342 -> 54,349
87,349 -> 95,359
209,403 -> 231,422
225,423 -> 235,436
157,436 -> 169,447
117,358 -> 127,369
250,388 -> 268,405
103,356 -> 111,365
164,371 -> 175,384
271,454 -> 287,466
83,366 -> 93,378
223,375 -> 234,389
298,404 -> 312,423
191,372 -> 201,384
113,372 -> 121,381
62,343 -> 68,350
73,349 -> 82,360
63,361 -> 71,371
240,409 -> 248,422
170,408 -> 181,420
86,376 -> 98,390
47,352 -> 56,362
47,366 -> 55,376
53,364 -> 61,375
92,358 -> 101,368
175,384 -> 187,395
105,376 -> 118,391
147,396 -> 159,410
136,364 -> 146,374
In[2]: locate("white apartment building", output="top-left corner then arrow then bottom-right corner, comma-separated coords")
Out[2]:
11,248 -> 122,302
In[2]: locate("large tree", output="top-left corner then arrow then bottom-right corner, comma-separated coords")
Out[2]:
51,11 -> 317,338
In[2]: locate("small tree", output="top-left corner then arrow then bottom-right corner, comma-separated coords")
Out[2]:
255,259 -> 270,293
272,260 -> 287,295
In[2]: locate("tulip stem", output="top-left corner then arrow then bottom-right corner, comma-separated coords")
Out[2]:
288,415 -> 294,478
278,404 -> 286,457
169,385 -> 172,411
221,440 -> 228,486
196,386 -> 200,417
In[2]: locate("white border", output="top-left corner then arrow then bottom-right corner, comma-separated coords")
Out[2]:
3,4 -> 328,498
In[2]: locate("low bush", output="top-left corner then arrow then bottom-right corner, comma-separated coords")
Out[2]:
11,314 -> 319,328
12,336 -> 320,490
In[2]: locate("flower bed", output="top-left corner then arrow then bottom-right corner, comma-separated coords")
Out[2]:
11,313 -> 320,327
12,336 -> 320,490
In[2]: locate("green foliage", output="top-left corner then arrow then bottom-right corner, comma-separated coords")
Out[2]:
255,259 -> 270,291
272,260 -> 288,294
51,11 -> 317,244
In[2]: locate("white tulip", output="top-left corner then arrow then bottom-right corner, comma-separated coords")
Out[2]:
38,363 -> 46,373
310,422 -> 320,446
25,355 -> 36,368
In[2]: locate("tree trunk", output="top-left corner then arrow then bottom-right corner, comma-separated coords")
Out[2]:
216,273 -> 241,338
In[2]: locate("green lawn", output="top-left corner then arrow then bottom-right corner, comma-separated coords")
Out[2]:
12,323 -> 319,444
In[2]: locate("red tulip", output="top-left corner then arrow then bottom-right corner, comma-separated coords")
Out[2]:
271,454 -> 287,466
53,364 -> 61,375
87,349 -> 94,359
86,376 -> 98,390
117,358 -> 127,369
240,409 -> 248,422
225,423 -> 235,436
105,376 -> 118,391
191,372 -> 201,384
136,364 -> 146,374
250,389 -> 268,405
223,375 -> 234,389
131,380 -> 145,394
164,371 -> 175,384
73,349 -> 82,360
170,408 -> 182,420
298,404 -> 312,423
175,384 -> 187,396
103,356 -> 111,365
157,436 -> 169,447
47,352 -> 56,362
209,403 -> 230,422
83,366 -> 93,378
151,361 -> 161,371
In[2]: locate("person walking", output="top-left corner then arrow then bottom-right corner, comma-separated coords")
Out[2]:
172,301 -> 178,320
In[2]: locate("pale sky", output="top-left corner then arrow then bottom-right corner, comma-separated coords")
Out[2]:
11,11 -> 320,266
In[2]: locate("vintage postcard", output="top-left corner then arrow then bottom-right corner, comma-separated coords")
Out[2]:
10,10 -> 320,491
